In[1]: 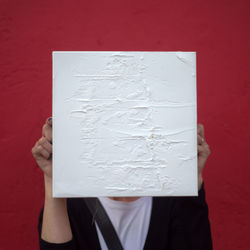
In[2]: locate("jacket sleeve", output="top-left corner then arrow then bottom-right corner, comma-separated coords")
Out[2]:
168,183 -> 213,250
38,207 -> 77,250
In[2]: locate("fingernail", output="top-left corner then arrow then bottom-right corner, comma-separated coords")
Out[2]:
47,117 -> 52,122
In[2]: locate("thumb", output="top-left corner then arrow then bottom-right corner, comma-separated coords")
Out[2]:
46,117 -> 53,127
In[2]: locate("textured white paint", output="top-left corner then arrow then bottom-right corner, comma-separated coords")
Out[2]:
52,51 -> 197,197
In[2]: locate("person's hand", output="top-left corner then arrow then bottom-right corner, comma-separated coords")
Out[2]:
32,118 -> 72,243
197,124 -> 211,190
32,117 -> 53,181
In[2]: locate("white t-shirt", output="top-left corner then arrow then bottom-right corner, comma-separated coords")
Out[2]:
96,197 -> 153,250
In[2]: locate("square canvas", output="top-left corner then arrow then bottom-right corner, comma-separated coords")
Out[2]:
52,51 -> 197,197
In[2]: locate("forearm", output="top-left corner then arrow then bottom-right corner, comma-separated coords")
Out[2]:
41,176 -> 73,243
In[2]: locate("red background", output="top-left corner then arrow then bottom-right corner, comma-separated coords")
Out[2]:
1,0 -> 250,249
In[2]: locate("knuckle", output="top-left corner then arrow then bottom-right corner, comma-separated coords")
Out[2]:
48,145 -> 53,153
38,136 -> 51,147
31,147 -> 35,155
32,146 -> 39,156
38,137 -> 45,144
36,145 -> 43,153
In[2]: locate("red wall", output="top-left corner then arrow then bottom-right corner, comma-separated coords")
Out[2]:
1,0 -> 250,249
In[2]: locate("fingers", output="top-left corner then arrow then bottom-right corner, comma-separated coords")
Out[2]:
198,142 -> 211,156
38,136 -> 52,153
32,136 -> 52,160
197,123 -> 211,173
197,124 -> 207,146
46,117 -> 52,127
197,124 -> 204,138
42,117 -> 53,143
36,145 -> 51,159
197,134 -> 203,145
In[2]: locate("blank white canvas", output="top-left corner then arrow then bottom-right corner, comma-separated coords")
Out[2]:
52,51 -> 197,197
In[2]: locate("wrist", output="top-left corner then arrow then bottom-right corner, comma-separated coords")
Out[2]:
44,175 -> 53,199
44,175 -> 67,204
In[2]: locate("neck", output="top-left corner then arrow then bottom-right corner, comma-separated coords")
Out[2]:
108,197 -> 140,202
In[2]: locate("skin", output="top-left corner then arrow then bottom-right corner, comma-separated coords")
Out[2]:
31,118 -> 211,242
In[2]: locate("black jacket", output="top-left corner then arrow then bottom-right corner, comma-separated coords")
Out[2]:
38,183 -> 213,250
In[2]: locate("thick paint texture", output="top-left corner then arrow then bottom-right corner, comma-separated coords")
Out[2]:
53,52 -> 197,197
0,0 -> 250,249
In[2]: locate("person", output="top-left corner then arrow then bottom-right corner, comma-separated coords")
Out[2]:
32,117 -> 213,250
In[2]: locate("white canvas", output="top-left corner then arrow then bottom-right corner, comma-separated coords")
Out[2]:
52,51 -> 197,197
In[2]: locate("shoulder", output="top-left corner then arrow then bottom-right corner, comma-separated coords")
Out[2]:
151,184 -> 208,216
